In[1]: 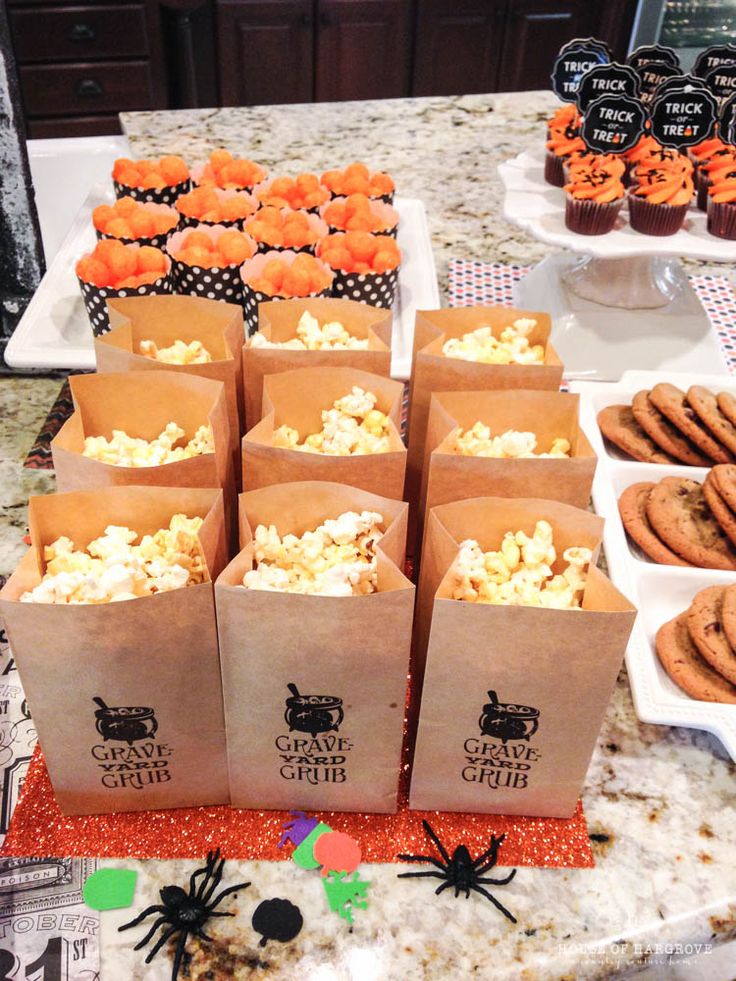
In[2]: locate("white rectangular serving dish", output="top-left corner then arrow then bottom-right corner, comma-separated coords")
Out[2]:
572,370 -> 736,760
5,184 -> 438,380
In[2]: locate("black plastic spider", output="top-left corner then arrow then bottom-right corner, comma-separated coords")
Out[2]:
119,848 -> 250,980
397,820 -> 518,923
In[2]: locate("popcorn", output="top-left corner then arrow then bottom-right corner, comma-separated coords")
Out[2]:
242,510 -> 384,596
442,319 -> 544,365
452,422 -> 570,458
248,311 -> 369,351
273,387 -> 390,455
82,422 -> 214,467
20,515 -> 207,605
449,521 -> 592,609
139,339 -> 213,364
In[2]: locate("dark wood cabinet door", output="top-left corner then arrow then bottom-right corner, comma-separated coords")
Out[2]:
412,0 -> 506,97
315,0 -> 411,102
217,0 -> 314,106
498,0 -> 598,93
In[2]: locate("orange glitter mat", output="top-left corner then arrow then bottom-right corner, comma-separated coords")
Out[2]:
2,747 -> 593,867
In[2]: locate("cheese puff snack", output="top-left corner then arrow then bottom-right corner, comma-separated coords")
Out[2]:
112,155 -> 189,190
242,509 -> 384,596
317,231 -> 401,275
273,386 -> 390,455
245,207 -> 325,250
20,514 -> 207,604
244,252 -> 333,298
450,521 -> 592,609
175,186 -> 257,224
196,149 -> 267,190
169,228 -> 256,269
442,319 -> 544,365
93,197 -> 178,242
82,422 -> 214,467
256,173 -> 329,211
249,310 -> 369,351
321,162 -> 395,200
322,193 -> 398,233
452,423 -> 570,458
139,339 -> 212,364
76,240 -> 169,289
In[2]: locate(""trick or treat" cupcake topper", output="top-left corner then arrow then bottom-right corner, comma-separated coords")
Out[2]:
648,79 -> 719,150
550,38 -> 609,104
580,95 -> 648,155
575,62 -> 641,113
627,46 -> 681,106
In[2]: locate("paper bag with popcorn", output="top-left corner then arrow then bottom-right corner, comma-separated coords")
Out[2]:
215,480 -> 414,813
409,496 -> 635,819
242,366 -> 406,500
94,294 -> 245,478
405,308 -> 564,540
243,297 -> 392,430
417,390 -> 596,546
0,486 -> 231,816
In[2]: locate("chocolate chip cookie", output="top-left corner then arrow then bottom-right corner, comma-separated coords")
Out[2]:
597,405 -> 676,464
721,584 -> 736,653
645,476 -> 736,570
656,612 -> 736,704
687,385 -> 736,455
703,472 -> 736,547
631,390 -> 711,466
711,463 -> 736,514
687,585 -> 736,686
618,482 -> 692,566
716,391 -> 736,427
649,383 -> 733,463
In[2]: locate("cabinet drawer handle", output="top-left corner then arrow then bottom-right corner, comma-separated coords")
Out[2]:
67,22 -> 96,42
75,78 -> 104,98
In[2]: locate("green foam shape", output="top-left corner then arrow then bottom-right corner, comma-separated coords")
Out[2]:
83,868 -> 138,911
292,822 -> 332,869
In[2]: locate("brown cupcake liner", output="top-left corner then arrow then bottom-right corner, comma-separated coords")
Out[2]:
545,151 -> 566,188
628,196 -> 689,236
707,198 -> 736,240
564,196 -> 622,235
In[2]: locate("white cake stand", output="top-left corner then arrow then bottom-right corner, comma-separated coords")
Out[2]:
497,149 -> 736,380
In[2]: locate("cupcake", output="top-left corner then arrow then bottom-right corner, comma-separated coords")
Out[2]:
628,161 -> 694,236
707,166 -> 736,240
563,163 -> 625,235
545,125 -> 586,187
112,156 -> 190,205
564,152 -> 626,185
697,148 -> 736,211
622,135 -> 665,186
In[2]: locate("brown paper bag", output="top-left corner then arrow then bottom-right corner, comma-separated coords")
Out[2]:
406,308 -> 564,540
215,481 -> 414,813
95,295 -> 245,481
243,297 -> 392,430
409,497 -> 635,818
52,371 -> 233,495
0,486 -> 231,816
418,390 -> 597,545
242,366 -> 407,501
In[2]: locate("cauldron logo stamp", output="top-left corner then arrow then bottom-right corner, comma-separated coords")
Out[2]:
478,690 -> 539,744
93,696 -> 158,746
284,683 -> 344,738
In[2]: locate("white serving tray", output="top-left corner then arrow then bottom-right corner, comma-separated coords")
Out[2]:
5,190 -> 438,381
572,370 -> 736,760
498,148 -> 736,261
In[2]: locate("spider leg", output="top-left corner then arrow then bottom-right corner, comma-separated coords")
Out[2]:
194,928 -> 214,943
434,881 -> 453,896
200,853 -> 226,904
421,820 -> 452,865
118,905 -> 167,932
469,884 -> 517,924
476,869 -> 517,886
170,931 -> 188,981
472,832 -> 504,869
206,910 -> 236,918
132,916 -> 170,951
396,870 -> 447,880
144,924 -> 181,963
396,854 -> 447,872
207,881 -> 250,910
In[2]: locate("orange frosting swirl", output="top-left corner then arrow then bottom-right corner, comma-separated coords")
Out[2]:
547,104 -> 580,134
633,148 -> 693,180
631,167 -> 694,206
567,152 -> 626,180
689,137 -> 728,163
702,149 -> 736,179
709,168 -> 736,203
564,165 -> 625,202
623,135 -> 664,164
547,124 -> 586,159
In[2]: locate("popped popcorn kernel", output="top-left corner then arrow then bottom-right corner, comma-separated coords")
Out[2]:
451,421 -> 570,458
139,339 -> 212,364
242,510 -> 384,596
249,311 -> 369,351
442,319 -> 545,365
20,515 -> 206,605
272,387 -> 390,455
449,522 -> 592,609
82,423 -> 214,467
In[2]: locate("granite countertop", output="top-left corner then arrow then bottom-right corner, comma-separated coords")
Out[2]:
0,92 -> 734,979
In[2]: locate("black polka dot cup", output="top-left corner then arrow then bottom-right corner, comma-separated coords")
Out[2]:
95,202 -> 180,252
245,208 -> 329,255
239,250 -> 334,335
175,187 -> 258,231
328,265 -> 399,309
167,225 -> 257,305
319,196 -> 399,239
77,257 -> 173,337
113,178 -> 191,207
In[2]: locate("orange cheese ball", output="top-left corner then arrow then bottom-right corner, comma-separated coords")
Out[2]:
245,253 -> 332,298
323,193 -> 394,233
256,173 -> 329,211
76,240 -> 168,289
176,186 -> 257,223
112,156 -> 189,190
197,150 -> 267,190
245,207 -> 321,248
92,197 -> 178,241
317,231 -> 401,275
320,163 -> 395,200
170,228 -> 256,268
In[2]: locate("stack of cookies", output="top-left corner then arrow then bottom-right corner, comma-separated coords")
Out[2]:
656,585 -> 736,704
598,383 -> 736,465
619,468 -> 736,569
